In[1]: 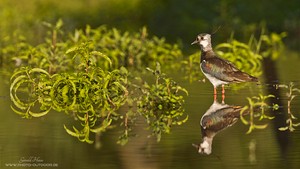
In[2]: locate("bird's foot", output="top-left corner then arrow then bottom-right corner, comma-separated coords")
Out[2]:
221,94 -> 225,104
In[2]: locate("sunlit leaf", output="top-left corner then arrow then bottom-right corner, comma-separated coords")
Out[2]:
10,105 -> 28,117
254,124 -> 268,129
55,19 -> 63,29
292,122 -> 300,127
29,68 -> 50,76
240,106 -> 249,125
90,119 -> 113,133
278,127 -> 289,131
29,108 -> 51,117
90,51 -> 112,67
64,125 -> 80,137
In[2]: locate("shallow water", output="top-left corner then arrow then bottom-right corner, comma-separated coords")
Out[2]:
1,53 -> 300,169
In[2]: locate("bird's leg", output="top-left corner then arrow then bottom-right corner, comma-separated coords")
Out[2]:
214,87 -> 217,101
214,87 -> 217,95
221,85 -> 225,95
221,85 -> 225,103
222,93 -> 225,104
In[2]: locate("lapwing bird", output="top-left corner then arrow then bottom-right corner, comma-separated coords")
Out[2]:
191,33 -> 258,98
193,101 -> 248,155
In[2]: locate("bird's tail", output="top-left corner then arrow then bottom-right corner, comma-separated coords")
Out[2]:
233,71 -> 259,83
248,75 -> 259,82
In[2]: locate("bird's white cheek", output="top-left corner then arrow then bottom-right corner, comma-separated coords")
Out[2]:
200,41 -> 208,48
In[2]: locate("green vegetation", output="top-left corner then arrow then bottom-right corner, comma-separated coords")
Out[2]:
1,20 -> 182,77
7,20 -> 188,145
240,94 -> 277,134
215,36 -> 263,78
1,2 -> 300,169
10,65 -> 129,144
3,18 -> 295,146
0,0 -> 296,147
277,82 -> 300,132
138,64 -> 188,142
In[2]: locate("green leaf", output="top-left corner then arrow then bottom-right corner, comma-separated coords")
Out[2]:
292,122 -> 300,127
176,115 -> 189,125
10,68 -> 27,81
10,75 -> 30,110
66,46 -> 79,54
278,126 -> 289,131
55,19 -> 63,29
90,51 -> 112,67
10,105 -> 28,117
240,106 -> 249,125
90,119 -> 113,133
64,125 -> 80,137
29,68 -> 50,77
29,108 -> 51,118
254,124 -> 268,129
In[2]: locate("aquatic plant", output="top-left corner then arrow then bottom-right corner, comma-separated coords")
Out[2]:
240,94 -> 276,134
68,25 -> 183,71
137,63 -> 188,142
117,64 -> 189,145
1,20 -> 183,78
181,53 -> 202,83
215,35 -> 263,78
10,65 -> 128,143
10,62 -> 188,145
277,82 -> 300,132
253,28 -> 287,60
7,20 -> 188,145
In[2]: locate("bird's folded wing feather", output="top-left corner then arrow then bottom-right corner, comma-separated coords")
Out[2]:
201,57 -> 252,82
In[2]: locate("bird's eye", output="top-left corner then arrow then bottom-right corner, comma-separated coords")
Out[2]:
201,37 -> 204,40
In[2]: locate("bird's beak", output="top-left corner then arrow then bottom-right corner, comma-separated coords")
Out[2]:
191,39 -> 198,45
192,143 -> 199,149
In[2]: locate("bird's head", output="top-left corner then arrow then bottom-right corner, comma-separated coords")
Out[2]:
192,137 -> 213,155
191,33 -> 212,51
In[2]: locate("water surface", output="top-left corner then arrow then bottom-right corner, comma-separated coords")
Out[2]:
1,51 -> 300,169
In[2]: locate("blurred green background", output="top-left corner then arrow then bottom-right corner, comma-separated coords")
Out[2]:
1,0 -> 299,50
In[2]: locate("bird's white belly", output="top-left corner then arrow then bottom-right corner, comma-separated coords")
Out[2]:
200,64 -> 228,87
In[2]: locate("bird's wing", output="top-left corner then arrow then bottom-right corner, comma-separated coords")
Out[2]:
201,106 -> 242,132
201,57 -> 256,82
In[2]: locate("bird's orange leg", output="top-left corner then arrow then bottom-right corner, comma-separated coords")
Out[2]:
214,87 -> 217,101
222,85 -> 225,95
221,85 -> 225,103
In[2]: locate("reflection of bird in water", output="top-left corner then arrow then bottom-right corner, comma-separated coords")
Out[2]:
193,100 -> 249,155
191,33 -> 258,101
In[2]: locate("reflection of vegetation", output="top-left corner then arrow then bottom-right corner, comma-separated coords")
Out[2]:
10,64 -> 188,145
0,18 -> 293,148
8,20 -> 188,145
138,63 -> 188,142
10,66 -> 128,144
240,94 -> 277,134
277,82 -> 300,132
